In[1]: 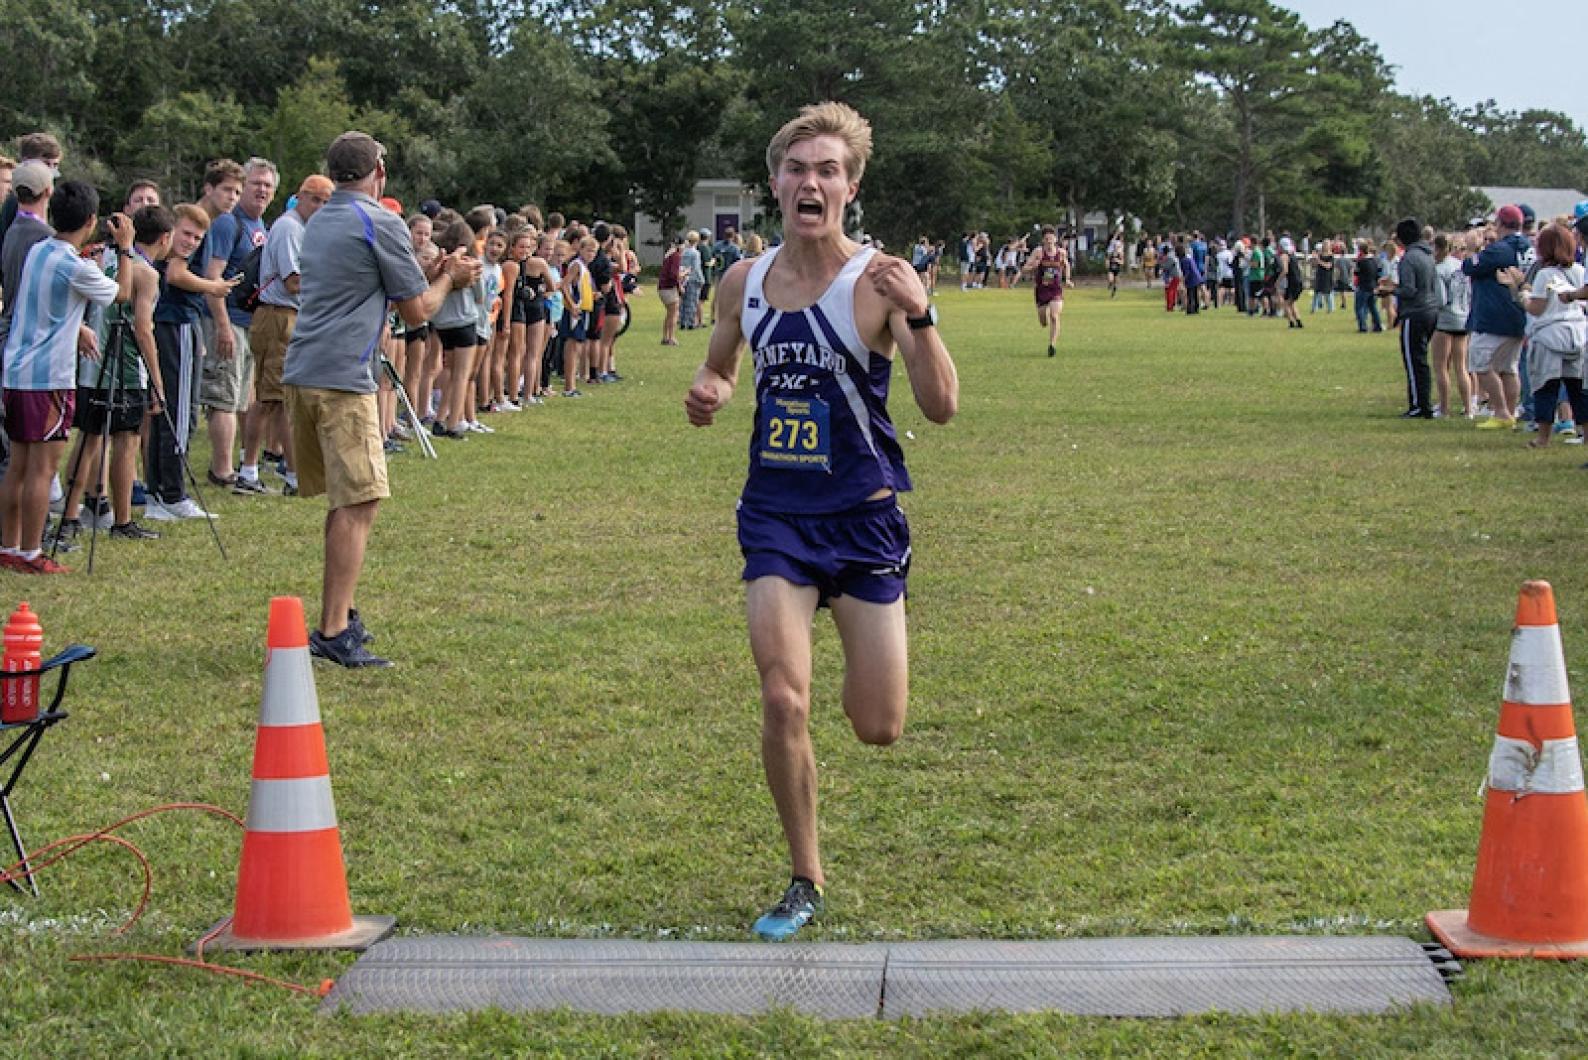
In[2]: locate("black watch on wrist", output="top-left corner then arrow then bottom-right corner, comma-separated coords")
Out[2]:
906,305 -> 938,330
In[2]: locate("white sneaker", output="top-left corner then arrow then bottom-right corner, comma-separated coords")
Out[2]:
143,497 -> 179,521
166,497 -> 218,520
466,420 -> 494,434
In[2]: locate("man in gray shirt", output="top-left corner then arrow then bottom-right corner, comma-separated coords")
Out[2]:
1392,216 -> 1441,419
284,131 -> 479,667
240,173 -> 333,496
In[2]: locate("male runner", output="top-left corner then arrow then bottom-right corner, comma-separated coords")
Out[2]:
1105,230 -> 1124,298
1023,225 -> 1070,357
685,101 -> 958,941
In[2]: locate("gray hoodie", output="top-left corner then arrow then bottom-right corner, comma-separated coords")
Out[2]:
1395,242 -> 1441,319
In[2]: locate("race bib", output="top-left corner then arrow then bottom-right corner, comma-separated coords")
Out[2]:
759,394 -> 831,472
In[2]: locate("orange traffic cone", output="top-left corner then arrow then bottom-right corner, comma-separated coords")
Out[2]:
1427,580 -> 1588,958
200,597 -> 394,952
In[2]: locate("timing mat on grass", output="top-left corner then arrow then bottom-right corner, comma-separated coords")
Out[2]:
321,935 -> 1451,1018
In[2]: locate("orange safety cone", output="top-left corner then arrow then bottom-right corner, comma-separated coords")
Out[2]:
1427,580 -> 1588,958
200,597 -> 394,952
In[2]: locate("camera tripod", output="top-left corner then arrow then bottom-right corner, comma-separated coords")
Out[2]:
52,320 -> 226,570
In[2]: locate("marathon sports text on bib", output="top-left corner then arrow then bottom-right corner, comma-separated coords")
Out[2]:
759,393 -> 831,472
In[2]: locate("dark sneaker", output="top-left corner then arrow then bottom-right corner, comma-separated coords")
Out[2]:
46,519 -> 82,553
752,878 -> 824,941
207,469 -> 237,488
282,482 -> 299,497
131,481 -> 148,506
383,438 -> 405,454
109,520 -> 161,540
309,626 -> 393,669
347,608 -> 375,645
231,475 -> 269,495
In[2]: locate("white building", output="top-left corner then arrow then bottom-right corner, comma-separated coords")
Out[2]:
1473,186 -> 1587,224
632,179 -> 764,267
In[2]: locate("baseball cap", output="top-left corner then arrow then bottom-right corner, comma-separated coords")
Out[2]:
1495,204 -> 1525,228
12,160 -> 52,197
325,132 -> 383,184
379,196 -> 403,214
298,174 -> 334,198
1518,203 -> 1536,225
420,199 -> 442,219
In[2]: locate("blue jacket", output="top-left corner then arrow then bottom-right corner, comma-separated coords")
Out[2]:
1462,233 -> 1530,336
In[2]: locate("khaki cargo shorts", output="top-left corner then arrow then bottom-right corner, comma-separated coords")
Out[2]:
284,385 -> 389,509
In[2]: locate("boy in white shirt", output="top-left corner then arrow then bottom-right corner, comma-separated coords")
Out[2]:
0,181 -> 134,571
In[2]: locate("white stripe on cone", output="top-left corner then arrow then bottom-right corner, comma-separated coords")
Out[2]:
245,775 -> 339,832
1505,625 -> 1571,705
259,646 -> 322,727
1489,736 -> 1586,795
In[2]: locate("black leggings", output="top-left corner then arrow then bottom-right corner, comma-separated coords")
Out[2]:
1532,375 -> 1588,425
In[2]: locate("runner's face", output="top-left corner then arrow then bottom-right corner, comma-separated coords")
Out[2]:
773,135 -> 857,239
241,171 -> 276,217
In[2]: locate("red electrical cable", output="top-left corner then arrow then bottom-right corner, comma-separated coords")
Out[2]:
6,802 -> 334,998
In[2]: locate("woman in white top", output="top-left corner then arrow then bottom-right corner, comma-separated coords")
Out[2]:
1522,223 -> 1588,448
1431,233 -> 1475,418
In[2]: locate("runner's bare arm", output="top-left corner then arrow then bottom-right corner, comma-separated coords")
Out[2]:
685,259 -> 752,427
869,254 -> 957,424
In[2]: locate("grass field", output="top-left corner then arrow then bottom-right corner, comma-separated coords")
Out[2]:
3,279 -> 1588,1056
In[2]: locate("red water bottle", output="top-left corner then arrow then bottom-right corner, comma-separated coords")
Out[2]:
2,602 -> 44,724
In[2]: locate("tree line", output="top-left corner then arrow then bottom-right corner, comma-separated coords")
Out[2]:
5,0 -> 1586,248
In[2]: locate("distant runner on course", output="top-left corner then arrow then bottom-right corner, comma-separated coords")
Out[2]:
1023,225 -> 1070,357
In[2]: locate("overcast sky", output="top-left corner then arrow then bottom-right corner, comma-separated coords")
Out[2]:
1283,0 -> 1587,132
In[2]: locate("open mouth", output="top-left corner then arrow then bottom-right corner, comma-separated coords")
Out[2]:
796,200 -> 823,218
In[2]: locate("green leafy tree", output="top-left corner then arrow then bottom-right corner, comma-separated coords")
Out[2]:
129,90 -> 249,201
727,0 -> 992,246
1370,95 -> 1487,230
454,22 -> 607,209
0,0 -> 96,136
1172,1 -> 1389,233
988,0 -> 1180,233
1466,105 -> 1588,192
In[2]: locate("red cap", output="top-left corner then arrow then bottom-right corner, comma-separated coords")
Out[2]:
379,196 -> 403,215
1496,205 -> 1524,228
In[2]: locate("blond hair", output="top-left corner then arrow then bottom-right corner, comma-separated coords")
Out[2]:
766,101 -> 873,182
172,203 -> 211,231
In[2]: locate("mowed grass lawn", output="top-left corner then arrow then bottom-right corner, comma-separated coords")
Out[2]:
4,277 -> 1588,1055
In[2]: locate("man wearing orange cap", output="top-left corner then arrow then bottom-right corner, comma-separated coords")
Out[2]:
239,174 -> 334,495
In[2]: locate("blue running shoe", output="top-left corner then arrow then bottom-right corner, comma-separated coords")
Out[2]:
752,878 -> 824,941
